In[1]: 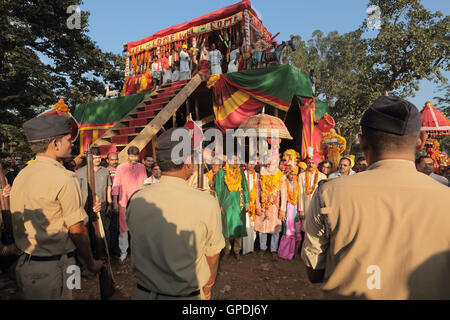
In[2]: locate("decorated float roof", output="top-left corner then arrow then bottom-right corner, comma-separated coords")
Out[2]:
124,0 -> 271,55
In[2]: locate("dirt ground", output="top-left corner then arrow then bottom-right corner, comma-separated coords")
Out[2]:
0,250 -> 322,300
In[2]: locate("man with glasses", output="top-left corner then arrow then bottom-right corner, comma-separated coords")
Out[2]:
416,155 -> 449,186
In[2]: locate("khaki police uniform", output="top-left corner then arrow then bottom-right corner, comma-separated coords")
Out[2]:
126,175 -> 225,300
301,94 -> 450,299
10,156 -> 88,299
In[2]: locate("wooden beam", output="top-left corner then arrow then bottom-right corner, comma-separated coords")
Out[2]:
152,135 -> 157,161
118,74 -> 203,163
200,114 -> 215,126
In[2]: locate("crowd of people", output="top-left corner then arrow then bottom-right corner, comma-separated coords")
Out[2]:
141,34 -> 279,89
0,96 -> 449,300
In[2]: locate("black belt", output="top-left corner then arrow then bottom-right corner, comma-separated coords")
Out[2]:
137,284 -> 200,298
24,251 -> 75,262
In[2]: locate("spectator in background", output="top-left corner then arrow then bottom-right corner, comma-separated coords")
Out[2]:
209,43 -> 223,75
353,156 -> 368,173
179,45 -> 191,80
144,163 -> 161,185
106,152 -> 119,184
75,146 -> 114,264
112,146 -> 147,263
318,160 -> 333,177
416,155 -> 449,186
328,157 -> 355,179
161,51 -> 172,84
151,56 -> 162,87
172,63 -> 180,82
143,155 -> 154,178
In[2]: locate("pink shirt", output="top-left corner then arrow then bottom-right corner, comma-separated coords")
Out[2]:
112,162 -> 147,232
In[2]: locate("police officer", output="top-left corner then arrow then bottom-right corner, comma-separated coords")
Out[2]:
301,96 -> 450,299
126,127 -> 225,300
10,115 -> 104,300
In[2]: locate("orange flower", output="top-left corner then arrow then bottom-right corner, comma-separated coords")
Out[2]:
305,169 -> 319,195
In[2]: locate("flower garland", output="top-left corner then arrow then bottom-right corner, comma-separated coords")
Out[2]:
246,170 -> 258,219
260,169 -> 283,208
224,164 -> 242,192
305,169 -> 319,195
286,179 -> 299,205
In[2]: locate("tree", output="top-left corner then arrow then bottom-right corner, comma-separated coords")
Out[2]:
289,0 -> 449,153
0,0 -> 125,127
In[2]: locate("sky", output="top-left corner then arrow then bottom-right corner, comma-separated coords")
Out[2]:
79,0 -> 449,108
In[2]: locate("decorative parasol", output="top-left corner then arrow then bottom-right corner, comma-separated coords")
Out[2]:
420,101 -> 450,136
235,113 -> 293,140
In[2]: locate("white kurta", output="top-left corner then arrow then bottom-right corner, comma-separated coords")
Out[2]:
242,170 -> 258,254
298,171 -> 327,231
179,50 -> 191,80
209,49 -> 222,75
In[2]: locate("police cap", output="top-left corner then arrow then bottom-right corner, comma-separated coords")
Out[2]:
23,115 -> 72,142
360,96 -> 422,135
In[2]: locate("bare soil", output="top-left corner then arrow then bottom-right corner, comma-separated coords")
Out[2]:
0,251 -> 322,300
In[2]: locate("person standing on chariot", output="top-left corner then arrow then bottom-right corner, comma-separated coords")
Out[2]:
179,45 -> 191,80
209,43 -> 223,75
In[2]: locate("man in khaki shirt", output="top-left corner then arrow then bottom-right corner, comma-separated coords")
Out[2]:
301,96 -> 450,299
127,128 -> 225,300
10,115 -> 103,300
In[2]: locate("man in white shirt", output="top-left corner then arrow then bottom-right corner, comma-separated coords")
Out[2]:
416,155 -> 449,186
172,63 -> 180,82
209,43 -> 222,75
143,163 -> 161,185
328,157 -> 356,179
151,56 -> 162,87
227,44 -> 240,73
298,158 -> 327,233
179,45 -> 191,81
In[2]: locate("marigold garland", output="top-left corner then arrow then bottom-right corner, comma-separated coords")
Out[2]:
260,169 -> 283,208
246,170 -> 258,218
305,169 -> 319,195
224,164 -> 242,192
286,179 -> 299,205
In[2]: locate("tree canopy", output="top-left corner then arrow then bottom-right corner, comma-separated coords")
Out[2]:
0,0 -> 124,128
289,0 -> 449,152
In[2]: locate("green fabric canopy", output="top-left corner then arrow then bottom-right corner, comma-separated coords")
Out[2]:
73,91 -> 151,126
224,64 -> 314,110
315,100 -> 330,119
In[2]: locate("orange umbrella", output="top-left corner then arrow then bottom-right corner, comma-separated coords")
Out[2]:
420,101 -> 450,136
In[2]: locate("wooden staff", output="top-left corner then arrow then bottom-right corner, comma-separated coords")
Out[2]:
85,145 -> 116,300
0,163 -> 14,245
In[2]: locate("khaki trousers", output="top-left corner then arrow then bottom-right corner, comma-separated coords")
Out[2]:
16,253 -> 75,300
224,238 -> 243,255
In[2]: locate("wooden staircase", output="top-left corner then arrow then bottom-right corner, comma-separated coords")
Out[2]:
88,74 -> 203,163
